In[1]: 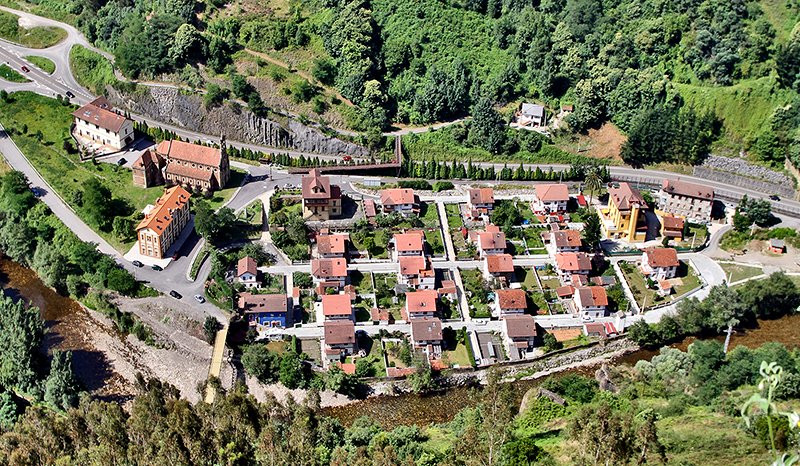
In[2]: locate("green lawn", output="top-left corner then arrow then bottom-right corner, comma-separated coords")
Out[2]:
444,203 -> 463,229
0,10 -> 66,48
418,201 -> 441,228
354,334 -> 386,377
350,270 -> 374,294
425,229 -> 445,256
718,262 -> 763,283
69,45 -> 119,95
384,340 -> 412,369
441,342 -> 472,368
0,92 -> 162,251
0,64 -> 29,82
207,168 -> 247,211
24,55 -> 55,74
519,268 -> 539,289
528,290 -> 549,314
676,224 -> 709,248
620,261 -> 700,310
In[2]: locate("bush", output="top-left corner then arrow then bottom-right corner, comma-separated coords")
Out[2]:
432,181 -> 454,192
398,179 -> 432,190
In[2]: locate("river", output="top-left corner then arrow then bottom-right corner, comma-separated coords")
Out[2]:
324,314 -> 800,428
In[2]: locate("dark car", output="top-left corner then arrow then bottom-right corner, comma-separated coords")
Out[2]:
132,260 -> 143,267
151,264 -> 163,271
20,66 -> 29,73
116,158 -> 127,166
65,91 -> 75,98
769,194 -> 781,201
169,290 -> 182,299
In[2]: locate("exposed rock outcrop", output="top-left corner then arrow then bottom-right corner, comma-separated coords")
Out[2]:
106,86 -> 370,156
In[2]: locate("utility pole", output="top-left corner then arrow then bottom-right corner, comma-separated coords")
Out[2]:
723,324 -> 734,354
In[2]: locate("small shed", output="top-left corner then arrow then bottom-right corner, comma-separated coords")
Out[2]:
769,238 -> 786,254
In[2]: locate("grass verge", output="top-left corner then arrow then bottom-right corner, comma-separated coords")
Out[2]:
24,55 -> 55,74
0,63 -> 28,82
0,10 -> 66,48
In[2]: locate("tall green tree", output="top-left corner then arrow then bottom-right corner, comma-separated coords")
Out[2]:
44,350 -> 81,410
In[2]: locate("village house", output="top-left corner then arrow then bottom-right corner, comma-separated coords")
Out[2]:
238,293 -> 289,328
660,215 -> 685,241
311,258 -> 348,293
154,139 -> 231,192
471,224 -> 507,257
548,230 -> 582,254
532,184 -> 570,214
236,256 -> 259,289
323,320 -> 356,363
659,179 -> 714,224
71,96 -> 134,151
316,232 -> 349,259
494,289 -> 528,318
483,253 -> 514,283
770,238 -> 786,254
641,247 -> 679,280
517,103 -> 545,127
410,318 -> 443,355
405,289 -> 439,320
573,286 -> 608,319
583,322 -> 618,338
391,230 -> 426,260
467,187 -> 495,218
302,169 -> 342,221
380,188 -> 418,216
554,252 -> 592,284
322,294 -> 354,321
503,314 -> 537,358
131,149 -> 165,188
600,182 -> 648,242
398,255 -> 435,290
135,186 -> 191,260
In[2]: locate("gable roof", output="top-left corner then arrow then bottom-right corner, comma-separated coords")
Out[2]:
406,290 -> 438,314
497,289 -> 527,310
132,149 -> 164,170
552,230 -> 582,248
661,179 -> 714,201
535,184 -> 569,202
156,140 -> 223,167
608,183 -> 646,211
317,233 -> 348,255
165,162 -> 214,182
380,188 -> 415,206
324,320 -> 355,345
643,247 -> 679,268
311,258 -> 347,278
302,169 -> 340,200
237,256 -> 257,277
468,187 -> 494,205
504,314 -> 537,338
237,293 -> 286,313
486,254 -> 514,273
521,103 -> 544,118
136,186 -> 191,235
364,199 -> 376,217
399,255 -> 430,276
72,97 -> 129,133
576,286 -> 608,307
394,231 -> 425,252
411,318 -> 443,342
322,294 -> 352,317
555,252 -> 591,272
476,225 -> 506,250
661,216 -> 685,231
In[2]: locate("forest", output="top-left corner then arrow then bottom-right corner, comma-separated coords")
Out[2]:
26,0 -> 796,167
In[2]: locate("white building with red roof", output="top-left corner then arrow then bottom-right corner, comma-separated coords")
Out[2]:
135,186 -> 191,259
398,255 -> 435,290
554,252 -> 592,284
532,184 -> 569,214
641,247 -> 679,280
302,169 -> 342,221
573,286 -> 608,319
379,188 -> 418,216
391,230 -> 426,260
547,230 -> 582,254
72,96 -> 134,151
322,294 -> 354,321
483,253 -> 514,282
405,289 -> 439,319
311,258 -> 348,293
493,289 -> 528,318
659,179 -> 714,224
467,187 -> 495,218
470,224 -> 507,257
316,232 -> 348,259
236,256 -> 259,289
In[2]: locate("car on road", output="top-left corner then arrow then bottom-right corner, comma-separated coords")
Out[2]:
132,260 -> 143,267
20,66 -> 29,73
151,264 -> 163,271
770,194 -> 781,201
169,290 -> 182,299
65,91 -> 75,98
116,158 -> 127,166
194,294 -> 205,303
342,155 -> 352,162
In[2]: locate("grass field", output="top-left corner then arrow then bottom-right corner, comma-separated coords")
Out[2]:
25,55 -> 55,74
441,342 -> 472,368
0,92 -> 162,251
444,203 -> 463,229
68,45 -> 118,95
0,10 -> 66,48
621,261 -> 701,310
0,64 -> 28,82
718,262 -> 764,283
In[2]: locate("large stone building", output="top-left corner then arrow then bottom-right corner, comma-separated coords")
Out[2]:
658,179 -> 714,224
72,97 -> 134,151
302,169 -> 342,221
136,186 -> 191,259
132,139 -> 230,192
600,182 -> 648,242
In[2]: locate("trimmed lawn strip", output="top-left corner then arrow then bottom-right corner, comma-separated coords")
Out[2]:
0,64 -> 28,82
718,262 -> 763,283
24,55 -> 55,74
444,203 -> 463,229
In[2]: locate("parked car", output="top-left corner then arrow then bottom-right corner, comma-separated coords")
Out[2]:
151,264 -> 163,271
65,91 -> 75,98
20,66 -> 29,73
194,294 -> 205,303
769,194 -> 781,201
116,158 -> 127,166
342,155 -> 352,162
132,260 -> 143,268
169,290 -> 182,299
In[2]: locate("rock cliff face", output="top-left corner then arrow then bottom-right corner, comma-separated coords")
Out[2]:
107,86 -> 369,156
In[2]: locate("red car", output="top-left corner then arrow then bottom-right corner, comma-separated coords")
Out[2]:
342,155 -> 352,162
20,66 -> 30,73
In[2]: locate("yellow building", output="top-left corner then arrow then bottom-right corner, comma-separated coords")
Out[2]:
599,182 -> 647,242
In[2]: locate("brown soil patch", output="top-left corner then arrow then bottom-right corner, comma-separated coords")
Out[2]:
558,122 -> 626,161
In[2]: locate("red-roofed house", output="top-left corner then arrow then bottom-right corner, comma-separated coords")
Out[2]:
380,188 -> 418,216
302,169 -> 342,221
503,314 -> 537,357
410,318 -> 443,354
641,247 -> 679,280
573,286 -> 608,318
156,139 -> 230,192
311,258 -> 348,293
324,320 -> 356,362
493,289 -> 528,318
236,256 -> 259,289
483,253 -> 514,282
548,230 -> 582,253
322,294 -> 354,321
238,293 -> 288,328
554,252 -> 592,284
391,231 -> 425,260
398,255 -> 435,290
316,232 -> 349,258
468,188 -> 495,218
659,179 -> 714,224
533,184 -> 569,213
405,289 -> 439,319
136,186 -> 191,259
470,224 -> 507,257
660,215 -> 685,240
72,96 -> 134,150
132,149 -> 165,188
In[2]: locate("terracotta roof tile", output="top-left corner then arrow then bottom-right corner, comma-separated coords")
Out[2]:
643,247 -> 679,268
468,187 -> 494,205
394,231 -> 425,252
324,320 -> 355,345
318,233 -> 348,255
237,256 -> 257,277
406,290 -> 438,315
535,184 -> 569,202
135,186 -> 191,235
322,294 -> 352,317
380,188 -> 415,206
311,258 -> 347,278
156,140 -> 222,167
504,314 -> 536,338
237,293 -> 286,313
552,230 -> 582,248
497,289 -> 527,310
72,97 -> 129,133
576,286 -> 608,307
411,318 -> 442,342
486,254 -> 514,273
555,252 -> 591,272
661,179 -> 714,200
608,182 -> 646,211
